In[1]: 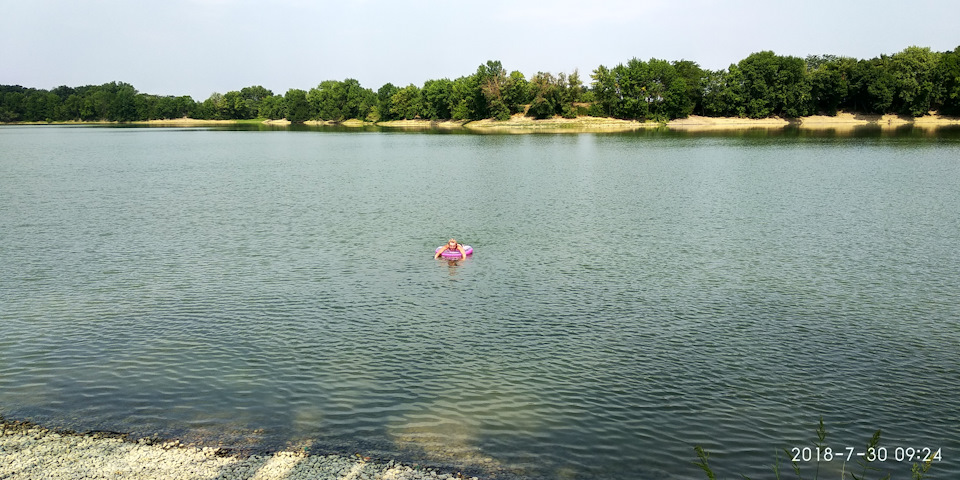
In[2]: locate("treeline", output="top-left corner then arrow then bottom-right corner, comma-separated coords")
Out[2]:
590,45 -> 960,119
2,46 -> 959,124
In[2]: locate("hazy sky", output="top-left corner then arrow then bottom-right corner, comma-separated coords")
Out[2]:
2,0 -> 957,100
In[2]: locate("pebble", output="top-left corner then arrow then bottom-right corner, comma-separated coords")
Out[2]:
0,422 -> 485,480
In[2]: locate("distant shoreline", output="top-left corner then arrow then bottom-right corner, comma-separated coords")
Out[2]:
4,112 -> 959,133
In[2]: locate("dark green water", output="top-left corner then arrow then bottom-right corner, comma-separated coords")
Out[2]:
1,126 -> 958,479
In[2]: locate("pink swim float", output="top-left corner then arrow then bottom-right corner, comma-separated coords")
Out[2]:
436,245 -> 473,259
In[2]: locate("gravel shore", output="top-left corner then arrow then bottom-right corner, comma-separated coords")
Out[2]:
1,420 -> 480,480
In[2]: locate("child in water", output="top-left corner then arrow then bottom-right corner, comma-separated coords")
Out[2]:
434,238 -> 467,259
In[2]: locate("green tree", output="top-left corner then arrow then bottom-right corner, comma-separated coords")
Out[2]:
736,51 -> 778,118
808,55 -> 855,115
735,51 -> 811,118
308,79 -> 374,121
60,93 -> 83,120
259,95 -> 286,120
590,65 -> 617,117
192,94 -> 214,119
613,59 -> 649,119
640,59 -> 689,121
154,95 -> 177,120
6,43 -> 960,124
449,75 -> 480,120
376,83 -> 399,121
174,96 -> 196,118
595,58 -> 695,121
390,84 -> 424,119
23,89 -> 51,121
719,65 -> 747,117
849,57 -> 896,113
699,69 -> 730,116
888,46 -> 941,116
1,87 -> 25,122
86,86 -> 112,120
223,90 -> 249,119
340,78 -> 374,120
135,94 -> 157,120
503,71 -> 530,114
107,82 -> 138,121
284,88 -> 310,123
50,86 -> 76,121
476,60 -> 509,120
358,87 -> 377,120
239,85 -> 273,118
934,46 -> 960,115
775,54 -> 813,117
201,92 -> 228,119
421,79 -> 453,120
528,72 -> 560,119
309,81 -> 339,120
672,60 -> 704,118
558,70 -> 585,118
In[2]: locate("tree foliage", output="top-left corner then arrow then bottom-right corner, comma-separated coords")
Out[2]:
807,55 -> 855,115
888,46 -> 940,116
936,46 -> 960,115
421,79 -> 453,120
590,58 -> 696,121
284,89 -> 310,124
307,79 -> 376,121
390,84 -> 424,120
3,45 -> 960,124
376,83 -> 399,121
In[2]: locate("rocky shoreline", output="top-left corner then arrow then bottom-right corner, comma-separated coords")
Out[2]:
1,418 -> 480,480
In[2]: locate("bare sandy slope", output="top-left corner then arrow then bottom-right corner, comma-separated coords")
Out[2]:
379,114 -> 652,132
465,115 -> 653,132
15,112 -> 960,132
669,112 -> 960,131
382,112 -> 960,133
135,118 -> 246,126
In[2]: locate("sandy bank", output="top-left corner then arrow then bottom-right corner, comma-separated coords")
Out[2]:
380,112 -> 960,133
376,114 -> 653,133
134,118 -> 250,126
667,115 -> 789,129
0,420 -> 479,480
6,112 -> 959,132
377,119 -> 470,129
668,112 -> 960,131
301,119 -> 374,127
466,114 -> 654,132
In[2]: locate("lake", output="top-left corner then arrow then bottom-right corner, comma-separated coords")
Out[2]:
1,125 -> 958,479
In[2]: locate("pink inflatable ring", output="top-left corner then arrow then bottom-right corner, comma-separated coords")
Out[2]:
436,245 -> 473,259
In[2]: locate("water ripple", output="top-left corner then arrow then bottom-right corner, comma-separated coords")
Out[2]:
2,128 -> 959,479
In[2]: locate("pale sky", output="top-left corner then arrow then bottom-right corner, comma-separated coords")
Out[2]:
2,0 -> 957,100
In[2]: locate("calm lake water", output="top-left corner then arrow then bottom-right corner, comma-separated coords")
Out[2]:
1,125 -> 958,479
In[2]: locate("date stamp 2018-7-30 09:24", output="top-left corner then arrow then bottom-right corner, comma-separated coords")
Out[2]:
789,446 -> 943,464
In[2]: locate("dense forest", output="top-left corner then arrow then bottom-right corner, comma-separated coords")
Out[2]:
3,46 -> 959,124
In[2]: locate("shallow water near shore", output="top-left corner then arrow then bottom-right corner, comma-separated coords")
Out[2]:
1,126 -> 959,479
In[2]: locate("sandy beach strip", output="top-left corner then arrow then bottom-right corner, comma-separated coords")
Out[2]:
668,112 -> 960,131
376,115 -> 654,133
667,115 -> 790,129
1,420 -> 479,480
464,115 -> 653,132
373,119 -> 470,129
7,112 -> 960,132
382,112 -> 960,133
133,118 -> 250,126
